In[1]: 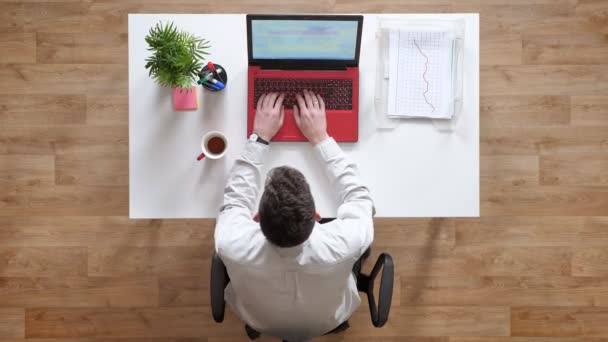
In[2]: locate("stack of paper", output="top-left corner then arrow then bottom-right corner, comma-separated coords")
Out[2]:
387,30 -> 456,119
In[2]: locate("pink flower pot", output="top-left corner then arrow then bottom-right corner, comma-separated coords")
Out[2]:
173,86 -> 198,111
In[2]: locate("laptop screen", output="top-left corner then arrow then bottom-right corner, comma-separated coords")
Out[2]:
251,19 -> 360,60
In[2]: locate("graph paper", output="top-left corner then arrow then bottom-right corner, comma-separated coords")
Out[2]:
387,30 -> 455,118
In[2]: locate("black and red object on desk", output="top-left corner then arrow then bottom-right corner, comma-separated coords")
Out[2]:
198,61 -> 228,91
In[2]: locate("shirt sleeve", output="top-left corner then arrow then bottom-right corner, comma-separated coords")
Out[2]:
314,137 -> 375,256
215,140 -> 269,254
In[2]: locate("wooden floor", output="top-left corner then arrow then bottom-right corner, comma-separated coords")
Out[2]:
1,0 -> 607,340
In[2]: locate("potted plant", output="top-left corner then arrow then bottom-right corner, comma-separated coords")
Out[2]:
144,22 -> 210,110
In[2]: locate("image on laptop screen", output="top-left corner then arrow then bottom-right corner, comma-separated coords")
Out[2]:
251,19 -> 359,60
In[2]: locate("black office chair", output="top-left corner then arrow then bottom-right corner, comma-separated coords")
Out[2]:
210,249 -> 394,340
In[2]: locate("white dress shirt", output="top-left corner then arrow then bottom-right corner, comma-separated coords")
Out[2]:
214,137 -> 374,342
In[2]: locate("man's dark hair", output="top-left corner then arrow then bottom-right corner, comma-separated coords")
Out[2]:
259,166 -> 315,248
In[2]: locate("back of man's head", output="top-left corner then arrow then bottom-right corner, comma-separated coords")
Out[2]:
259,166 -> 315,248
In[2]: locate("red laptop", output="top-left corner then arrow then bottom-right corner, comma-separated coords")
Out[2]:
247,14 -> 364,142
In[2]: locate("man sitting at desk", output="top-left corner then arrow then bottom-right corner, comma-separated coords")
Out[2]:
214,90 -> 374,341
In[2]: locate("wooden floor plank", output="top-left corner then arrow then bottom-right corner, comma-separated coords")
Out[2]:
0,308 -> 24,338
376,245 -> 571,277
212,337 -> 450,342
574,0 -> 608,34
0,247 -> 86,277
88,247 -> 212,277
0,125 -> 128,156
512,307 -> 608,337
540,155 -> 608,186
313,338 -> 448,342
0,338 -> 207,342
523,34 -> 608,65
455,216 -> 608,247
481,126 -> 608,155
456,1 -> 608,36
0,33 -> 35,63
571,96 -> 608,126
333,0 -> 453,12
86,95 -> 128,126
0,94 -> 86,126
0,184 -> 128,216
36,33 -> 127,64
372,218 -> 455,247
25,307 -> 241,338
159,276 -> 209,307
480,96 -> 570,127
55,155 -> 128,186
0,0 -> 84,2
480,156 -> 539,186
0,64 -> 127,95
482,183 -> 608,216
0,2 -> 336,34
401,276 -> 608,307
0,276 -> 158,307
453,1 -> 597,36
572,247 -> 608,276
481,65 -> 608,96
452,338 -> 608,342
0,3 -> 90,33
346,306 -> 510,337
0,216 -> 214,247
0,155 -> 55,186
481,34 -> 522,66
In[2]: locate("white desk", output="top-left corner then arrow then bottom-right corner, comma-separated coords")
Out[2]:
129,14 -> 479,218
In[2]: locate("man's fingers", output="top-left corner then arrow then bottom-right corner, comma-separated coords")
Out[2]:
295,93 -> 307,112
311,92 -> 320,110
267,92 -> 279,108
262,93 -> 270,107
303,90 -> 315,109
317,94 -> 325,112
279,105 -> 285,127
263,93 -> 274,108
274,93 -> 285,110
293,105 -> 301,126
256,94 -> 266,112
262,92 -> 271,107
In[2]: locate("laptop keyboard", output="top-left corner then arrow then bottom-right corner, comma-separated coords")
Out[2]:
253,78 -> 353,110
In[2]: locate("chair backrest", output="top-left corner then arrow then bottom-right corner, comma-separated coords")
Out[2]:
356,253 -> 394,327
210,253 -> 229,323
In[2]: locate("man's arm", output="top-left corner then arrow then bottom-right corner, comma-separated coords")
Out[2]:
294,90 -> 374,255
314,137 -> 374,254
315,138 -> 375,219
215,93 -> 285,250
219,140 -> 269,215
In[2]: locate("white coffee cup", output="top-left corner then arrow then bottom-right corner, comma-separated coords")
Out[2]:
197,131 -> 228,161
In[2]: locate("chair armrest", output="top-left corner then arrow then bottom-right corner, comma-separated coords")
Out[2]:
210,253 -> 230,323
358,253 -> 394,327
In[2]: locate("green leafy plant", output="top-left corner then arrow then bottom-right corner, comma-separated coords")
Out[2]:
144,22 -> 210,89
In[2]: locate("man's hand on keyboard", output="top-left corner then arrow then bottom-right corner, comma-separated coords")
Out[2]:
294,90 -> 329,146
253,92 -> 285,141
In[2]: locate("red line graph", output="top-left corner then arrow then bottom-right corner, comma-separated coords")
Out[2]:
413,40 -> 436,113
